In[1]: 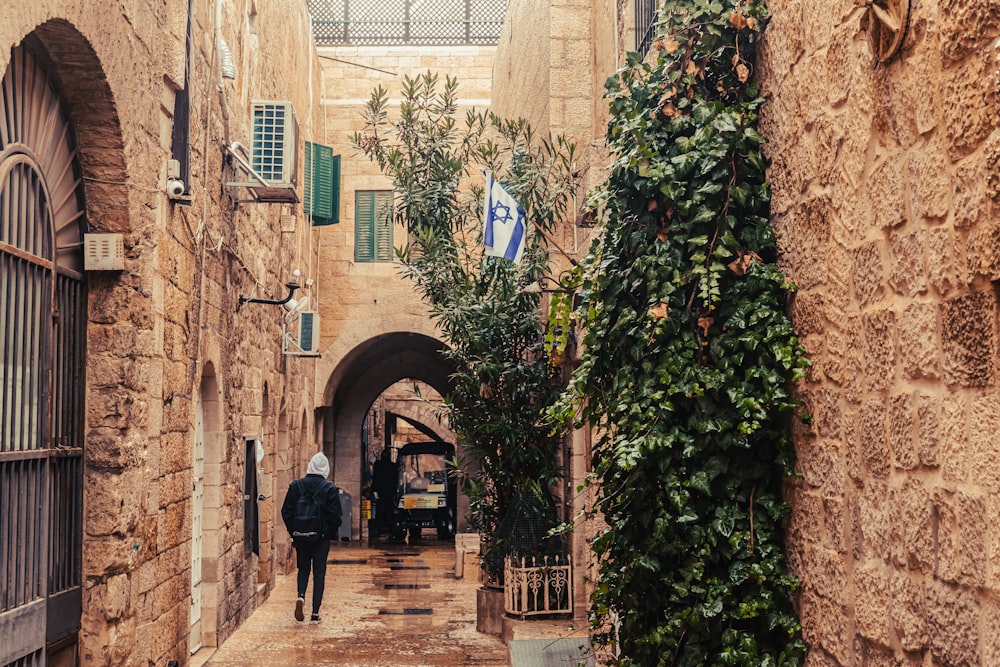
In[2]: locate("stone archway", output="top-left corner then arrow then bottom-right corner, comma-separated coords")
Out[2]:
320,332 -> 457,538
0,22 -> 128,666
384,383 -> 453,445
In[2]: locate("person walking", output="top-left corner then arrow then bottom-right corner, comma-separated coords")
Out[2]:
281,451 -> 342,623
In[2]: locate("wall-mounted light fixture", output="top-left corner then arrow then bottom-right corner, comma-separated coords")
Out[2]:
237,269 -> 302,311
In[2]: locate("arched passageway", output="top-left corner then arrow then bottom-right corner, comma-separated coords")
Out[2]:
319,331 -> 463,539
1,22 -> 127,666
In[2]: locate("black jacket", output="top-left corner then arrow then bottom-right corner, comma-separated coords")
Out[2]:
281,474 -> 343,541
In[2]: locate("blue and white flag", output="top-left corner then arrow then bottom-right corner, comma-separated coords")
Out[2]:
483,171 -> 526,263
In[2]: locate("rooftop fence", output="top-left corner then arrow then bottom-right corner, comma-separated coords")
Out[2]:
309,0 -> 507,46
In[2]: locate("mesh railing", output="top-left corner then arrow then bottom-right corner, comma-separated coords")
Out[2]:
309,0 -> 507,46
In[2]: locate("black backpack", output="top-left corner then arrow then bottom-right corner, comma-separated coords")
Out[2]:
290,479 -> 325,543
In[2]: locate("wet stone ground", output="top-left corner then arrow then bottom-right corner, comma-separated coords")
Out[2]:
199,540 -> 510,667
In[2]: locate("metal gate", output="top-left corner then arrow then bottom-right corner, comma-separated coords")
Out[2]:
0,40 -> 87,667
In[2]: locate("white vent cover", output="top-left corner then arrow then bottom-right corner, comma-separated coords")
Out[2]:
84,233 -> 125,271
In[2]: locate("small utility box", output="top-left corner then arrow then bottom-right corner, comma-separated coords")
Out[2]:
84,233 -> 125,271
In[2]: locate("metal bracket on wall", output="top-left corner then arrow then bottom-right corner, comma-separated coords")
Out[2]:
236,270 -> 301,312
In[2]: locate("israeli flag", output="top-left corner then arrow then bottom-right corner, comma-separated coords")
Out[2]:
483,171 -> 526,263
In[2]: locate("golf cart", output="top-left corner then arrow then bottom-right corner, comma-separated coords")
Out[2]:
390,441 -> 457,540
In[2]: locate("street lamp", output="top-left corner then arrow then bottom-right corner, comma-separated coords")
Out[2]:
237,269 -> 302,311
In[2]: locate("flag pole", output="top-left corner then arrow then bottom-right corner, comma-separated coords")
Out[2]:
535,225 -> 578,267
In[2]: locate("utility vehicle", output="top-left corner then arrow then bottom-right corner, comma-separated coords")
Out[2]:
390,441 -> 457,540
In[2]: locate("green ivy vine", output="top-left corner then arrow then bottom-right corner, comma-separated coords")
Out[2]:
551,0 -> 810,664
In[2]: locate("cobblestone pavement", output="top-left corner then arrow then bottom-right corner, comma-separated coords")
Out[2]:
197,539 -> 510,667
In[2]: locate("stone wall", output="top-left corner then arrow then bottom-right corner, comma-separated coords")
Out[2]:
758,0 -> 1000,664
313,42 -> 495,369
492,0 -> 1000,661
0,0 -> 323,665
490,0 -> 617,238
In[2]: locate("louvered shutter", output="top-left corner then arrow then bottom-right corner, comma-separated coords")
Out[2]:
355,190 -> 375,262
304,141 -> 340,226
355,190 -> 394,262
374,191 -> 394,261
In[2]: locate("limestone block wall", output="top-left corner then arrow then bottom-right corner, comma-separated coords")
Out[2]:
758,0 -> 1000,663
313,44 -> 495,333
1,0 -> 323,665
490,0 -> 617,244
312,45 -> 494,508
314,42 -> 495,365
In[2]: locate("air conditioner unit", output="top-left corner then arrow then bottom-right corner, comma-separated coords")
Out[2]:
227,101 -> 299,203
284,311 -> 320,356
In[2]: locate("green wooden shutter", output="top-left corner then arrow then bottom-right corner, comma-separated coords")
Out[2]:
329,155 -> 341,223
355,191 -> 375,262
356,190 -> 393,263
304,141 -> 340,226
374,191 -> 394,261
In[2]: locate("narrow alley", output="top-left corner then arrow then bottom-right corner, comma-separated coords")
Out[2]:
196,541 -> 510,667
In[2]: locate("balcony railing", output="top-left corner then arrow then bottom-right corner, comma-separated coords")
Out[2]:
504,555 -> 573,617
309,0 -> 507,46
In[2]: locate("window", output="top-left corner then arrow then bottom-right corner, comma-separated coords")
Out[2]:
355,190 -> 394,262
636,0 -> 659,56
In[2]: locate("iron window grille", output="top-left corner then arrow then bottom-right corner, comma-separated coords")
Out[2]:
636,0 -> 659,56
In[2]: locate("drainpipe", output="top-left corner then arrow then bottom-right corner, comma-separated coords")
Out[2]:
215,0 -> 232,146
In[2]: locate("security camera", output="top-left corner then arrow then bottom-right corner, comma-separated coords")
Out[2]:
166,179 -> 186,198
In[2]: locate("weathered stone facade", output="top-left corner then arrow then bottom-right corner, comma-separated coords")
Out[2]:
1,1 -> 323,665
759,0 -> 1000,664
493,0 -> 1000,664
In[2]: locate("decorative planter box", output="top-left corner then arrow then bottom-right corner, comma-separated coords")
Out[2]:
504,555 -> 573,617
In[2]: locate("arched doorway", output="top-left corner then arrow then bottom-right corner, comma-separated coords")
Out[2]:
320,332 -> 464,539
360,379 -> 461,543
0,38 -> 88,665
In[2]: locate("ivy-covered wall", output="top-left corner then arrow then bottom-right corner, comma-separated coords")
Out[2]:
759,0 -> 1000,663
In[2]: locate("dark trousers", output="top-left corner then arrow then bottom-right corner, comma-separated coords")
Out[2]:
375,495 -> 394,534
295,538 -> 331,614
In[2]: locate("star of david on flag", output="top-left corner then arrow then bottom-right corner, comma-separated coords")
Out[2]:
483,171 -> 526,264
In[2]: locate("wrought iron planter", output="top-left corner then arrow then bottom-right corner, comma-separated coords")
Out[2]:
504,555 -> 573,617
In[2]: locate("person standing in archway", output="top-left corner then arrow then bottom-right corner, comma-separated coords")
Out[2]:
281,452 -> 342,623
372,448 -> 397,539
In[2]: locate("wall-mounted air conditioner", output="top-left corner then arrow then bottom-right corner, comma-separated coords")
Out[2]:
225,101 -> 300,204
283,311 -> 320,356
